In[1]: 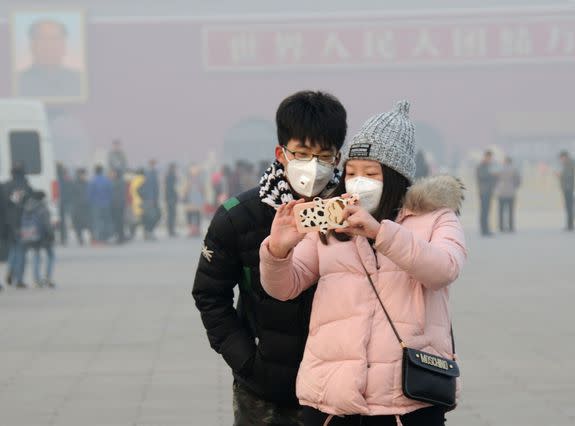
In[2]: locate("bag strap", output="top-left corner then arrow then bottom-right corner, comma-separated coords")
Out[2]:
360,262 -> 405,348
360,262 -> 456,357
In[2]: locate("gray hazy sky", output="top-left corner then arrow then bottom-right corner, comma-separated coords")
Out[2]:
1,0 -> 574,17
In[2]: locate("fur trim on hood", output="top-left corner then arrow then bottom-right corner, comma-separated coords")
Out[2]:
403,175 -> 465,216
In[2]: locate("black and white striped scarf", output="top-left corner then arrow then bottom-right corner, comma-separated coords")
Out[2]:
258,160 -> 341,209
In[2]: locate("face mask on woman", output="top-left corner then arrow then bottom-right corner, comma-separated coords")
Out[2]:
285,156 -> 334,198
345,176 -> 383,214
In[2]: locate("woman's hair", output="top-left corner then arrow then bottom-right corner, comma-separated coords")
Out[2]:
320,163 -> 410,244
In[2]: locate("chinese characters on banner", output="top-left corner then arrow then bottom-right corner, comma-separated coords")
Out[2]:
202,10 -> 575,71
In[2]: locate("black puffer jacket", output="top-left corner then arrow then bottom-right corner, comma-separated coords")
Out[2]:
3,176 -> 32,240
193,187 -> 315,406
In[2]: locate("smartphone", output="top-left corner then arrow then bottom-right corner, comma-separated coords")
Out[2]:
293,195 -> 358,234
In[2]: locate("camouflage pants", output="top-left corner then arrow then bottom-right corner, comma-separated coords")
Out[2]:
233,381 -> 304,426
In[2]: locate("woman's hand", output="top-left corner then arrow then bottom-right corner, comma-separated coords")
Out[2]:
268,199 -> 306,258
335,204 -> 381,240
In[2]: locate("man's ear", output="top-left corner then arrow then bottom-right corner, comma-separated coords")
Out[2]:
275,145 -> 287,167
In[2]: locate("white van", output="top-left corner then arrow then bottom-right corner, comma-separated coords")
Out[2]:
0,99 -> 59,223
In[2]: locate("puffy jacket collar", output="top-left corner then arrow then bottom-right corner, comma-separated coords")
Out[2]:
399,175 -> 465,221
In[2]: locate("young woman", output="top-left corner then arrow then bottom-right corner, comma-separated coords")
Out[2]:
259,101 -> 467,426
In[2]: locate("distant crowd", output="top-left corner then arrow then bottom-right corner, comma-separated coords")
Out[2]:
476,149 -> 575,236
55,141 -> 266,246
0,140 -> 271,291
2,136 -> 573,291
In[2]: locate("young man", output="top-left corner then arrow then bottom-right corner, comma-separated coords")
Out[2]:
193,91 -> 347,426
476,150 -> 497,236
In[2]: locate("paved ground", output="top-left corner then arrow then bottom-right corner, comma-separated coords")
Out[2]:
0,209 -> 574,425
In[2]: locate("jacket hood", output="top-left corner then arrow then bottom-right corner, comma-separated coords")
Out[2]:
402,175 -> 465,216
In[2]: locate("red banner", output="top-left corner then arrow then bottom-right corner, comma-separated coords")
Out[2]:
202,9 -> 575,70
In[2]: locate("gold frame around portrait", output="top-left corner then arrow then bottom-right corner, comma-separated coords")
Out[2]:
10,7 -> 89,104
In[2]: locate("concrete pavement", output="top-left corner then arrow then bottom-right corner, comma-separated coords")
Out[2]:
0,219 -> 574,425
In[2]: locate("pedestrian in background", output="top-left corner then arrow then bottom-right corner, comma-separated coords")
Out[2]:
21,191 -> 56,288
183,164 -> 204,238
476,150 -> 498,237
141,160 -> 161,241
496,156 -> 521,233
110,169 -> 126,244
108,139 -> 128,177
0,183 -> 7,291
3,163 -> 32,287
558,151 -> 574,231
128,169 -> 146,240
56,163 -> 72,245
70,168 -> 91,246
87,165 -> 113,245
165,163 -> 179,238
211,166 -> 229,207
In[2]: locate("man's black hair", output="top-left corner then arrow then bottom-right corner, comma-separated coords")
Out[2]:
29,20 -> 68,40
559,150 -> 570,158
94,165 -> 104,175
276,90 -> 347,151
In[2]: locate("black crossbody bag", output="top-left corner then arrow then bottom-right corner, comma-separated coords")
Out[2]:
362,264 -> 460,408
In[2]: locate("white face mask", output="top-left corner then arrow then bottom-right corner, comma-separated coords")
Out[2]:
284,155 -> 335,198
345,176 -> 383,214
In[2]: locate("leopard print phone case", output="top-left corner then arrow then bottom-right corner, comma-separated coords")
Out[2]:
293,195 -> 359,234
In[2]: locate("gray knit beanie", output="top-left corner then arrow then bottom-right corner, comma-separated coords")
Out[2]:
343,100 -> 416,183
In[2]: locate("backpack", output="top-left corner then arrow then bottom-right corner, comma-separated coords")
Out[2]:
20,209 -> 44,244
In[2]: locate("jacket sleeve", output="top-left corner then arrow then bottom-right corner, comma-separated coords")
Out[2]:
259,233 -> 320,301
192,207 -> 256,376
374,210 -> 467,290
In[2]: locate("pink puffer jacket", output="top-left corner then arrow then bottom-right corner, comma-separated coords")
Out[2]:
260,175 -> 467,416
